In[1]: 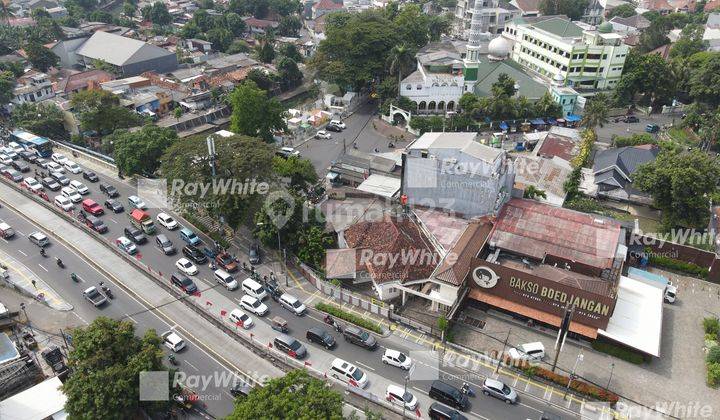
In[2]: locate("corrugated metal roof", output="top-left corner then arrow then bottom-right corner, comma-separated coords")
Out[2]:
76,31 -> 174,67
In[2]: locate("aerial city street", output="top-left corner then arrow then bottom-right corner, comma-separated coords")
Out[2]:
1,0 -> 720,418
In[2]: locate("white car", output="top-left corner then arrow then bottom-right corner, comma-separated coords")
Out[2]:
23,177 -> 43,193
315,130 -> 331,139
0,154 -> 11,165
278,293 -> 306,316
386,384 -> 418,410
330,119 -> 346,129
175,258 -> 198,276
239,295 -> 268,316
51,153 -> 68,164
8,142 -> 24,154
1,147 -> 17,159
128,195 -> 147,210
279,146 -> 300,157
54,195 -> 74,211
46,162 -> 64,173
382,349 -> 413,370
156,212 -> 179,230
64,160 -> 82,174
229,308 -> 254,329
508,342 -> 545,361
69,180 -> 89,195
61,186 -> 82,203
161,331 -> 186,352
664,282 -> 677,303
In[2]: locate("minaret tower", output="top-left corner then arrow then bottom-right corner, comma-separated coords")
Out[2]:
463,0 -> 492,91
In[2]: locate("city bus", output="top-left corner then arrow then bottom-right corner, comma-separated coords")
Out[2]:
10,130 -> 53,158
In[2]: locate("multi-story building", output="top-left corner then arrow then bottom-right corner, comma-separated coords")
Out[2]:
503,17 -> 629,91
455,0 -> 521,38
11,73 -> 55,105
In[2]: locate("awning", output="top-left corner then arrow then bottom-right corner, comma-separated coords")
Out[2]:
566,114 -> 581,122
499,121 -> 509,130
556,118 -> 566,123
530,118 -> 545,125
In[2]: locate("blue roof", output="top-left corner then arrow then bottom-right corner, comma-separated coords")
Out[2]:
627,267 -> 668,286
531,118 -> 545,125
566,114 -> 581,122
499,121 -> 509,130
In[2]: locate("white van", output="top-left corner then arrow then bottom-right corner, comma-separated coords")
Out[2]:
508,342 -> 545,361
229,308 -> 253,329
330,358 -> 368,389
0,222 -> 14,238
214,269 -> 239,290
241,278 -> 267,300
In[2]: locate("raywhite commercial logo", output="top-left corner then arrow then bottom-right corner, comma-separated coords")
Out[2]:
139,370 -> 270,401
137,177 -> 270,209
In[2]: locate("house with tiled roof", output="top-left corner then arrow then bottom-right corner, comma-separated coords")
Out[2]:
312,0 -> 343,19
510,0 -> 540,16
243,17 -> 280,35
56,69 -> 114,96
639,0 -> 673,13
592,144 -> 659,202
705,0 -> 720,11
609,15 -> 651,35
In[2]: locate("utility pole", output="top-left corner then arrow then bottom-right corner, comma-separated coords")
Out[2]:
606,362 -> 615,390
564,350 -> 584,400
495,329 -> 511,373
552,303 -> 574,372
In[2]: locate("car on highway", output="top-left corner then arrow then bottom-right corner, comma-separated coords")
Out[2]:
624,115 -> 639,123
329,119 -> 346,129
123,226 -> 146,244
481,378 -> 518,404
22,177 -> 43,193
82,199 -> 104,216
19,150 -> 37,163
61,186 -> 82,203
179,227 -> 201,246
28,231 -> 49,247
11,160 -> 29,173
182,245 -> 207,264
386,384 -> 418,410
85,215 -> 108,233
156,212 -> 179,230
50,171 -> 70,186
249,243 -> 261,264
239,295 -> 268,316
175,257 -> 198,275
64,160 -> 82,174
1,147 -> 17,160
171,272 -> 198,294
128,195 -> 147,210
100,182 -> 119,197
646,123 -> 660,133
382,349 -> 412,370
41,177 -> 60,191
161,331 -> 186,352
429,381 -> 468,411
343,326 -> 377,350
330,358 -> 368,388
229,381 -> 252,398
215,252 -> 238,272
83,170 -> 99,182
116,236 -> 138,255
428,402 -> 468,420
229,308 -> 253,329
46,162 -> 64,173
214,269 -> 238,290
51,153 -> 68,164
83,286 -> 107,307
155,234 -> 176,255
0,222 -> 14,238
273,334 -> 306,359
2,168 -> 22,182
278,293 -> 306,316
70,180 -> 89,195
264,278 -> 283,302
54,195 -> 73,211
315,130 -> 331,139
306,327 -> 336,349
508,342 -> 545,362
104,199 -> 124,213
8,142 -> 23,154
664,281 -> 677,303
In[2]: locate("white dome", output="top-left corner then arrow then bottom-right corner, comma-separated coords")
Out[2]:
488,36 -> 512,60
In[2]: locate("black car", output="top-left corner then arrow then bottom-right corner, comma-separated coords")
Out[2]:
306,327 -> 336,349
100,182 -> 119,197
428,402 -> 468,420
20,151 -> 37,163
326,124 -> 342,132
229,381 -> 252,398
342,326 -> 378,350
171,272 -> 197,294
624,115 -> 639,123
182,245 -> 208,264
264,279 -> 283,301
83,170 -> 99,182
124,226 -> 147,244
85,215 -> 108,233
41,177 -> 61,191
50,171 -> 70,186
249,243 -> 261,264
12,160 -> 30,172
104,199 -> 124,213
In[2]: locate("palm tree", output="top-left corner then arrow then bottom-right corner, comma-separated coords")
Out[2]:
387,44 -> 415,101
581,93 -> 610,131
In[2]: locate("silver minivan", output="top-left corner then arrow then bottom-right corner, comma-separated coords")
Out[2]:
214,269 -> 239,290
274,334 -> 306,359
28,231 -> 49,247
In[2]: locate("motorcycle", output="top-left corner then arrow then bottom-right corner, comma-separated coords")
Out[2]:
168,354 -> 178,366
40,248 -> 47,257
461,382 -> 475,397
323,315 -> 342,332
100,285 -> 113,299
56,258 -> 64,268
70,273 -> 79,283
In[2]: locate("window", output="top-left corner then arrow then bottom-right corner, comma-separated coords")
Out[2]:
406,84 -> 412,90
602,54 -> 607,59
416,85 -> 422,90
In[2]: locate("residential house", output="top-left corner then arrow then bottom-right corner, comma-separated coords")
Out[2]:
184,38 -> 213,53
402,132 -> 514,218
592,144 -> 659,202
509,0 -> 540,16
327,150 -> 399,186
705,0 -> 720,11
638,0 -> 673,14
455,0 -> 521,38
608,15 -> 651,35
532,126 -> 582,161
513,155 -> 573,206
12,73 -> 54,105
704,13 -> 720,51
56,69 -> 115,97
582,0 -> 605,25
243,17 -> 280,35
312,0 -> 343,19
74,31 -> 178,76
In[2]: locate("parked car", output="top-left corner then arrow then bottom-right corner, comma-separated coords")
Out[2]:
64,160 -> 82,174
171,272 -> 197,294
85,215 -> 108,233
229,308 -> 253,329
100,182 -> 119,197
156,212 -> 179,229
83,170 -> 99,182
22,177 -> 43,193
35,158 -> 48,169
343,326 -> 377,350
386,384 -> 418,410
50,172 -> 70,186
624,115 -> 639,123
330,358 -> 368,388
46,162 -> 63,173
276,147 -> 300,158
123,226 -> 146,244
508,342 -> 545,361
11,160 -> 30,173
42,177 -> 61,191
116,236 -> 137,254
104,199 -> 124,213
326,124 -> 342,132
182,245 -> 207,264
239,295 -> 268,316
19,150 -> 37,163
273,334 -> 307,359
61,186 -> 82,203
54,195 -> 73,211
70,180 -> 89,195
315,130 -> 332,139
155,234 -> 176,255
329,119 -> 346,129
2,168 -> 22,182
0,154 -> 12,165
481,378 -> 518,404
664,281 -> 677,303
179,227 -> 201,246
645,123 -> 660,133
128,195 -> 147,209
215,252 -> 238,272
382,349 -> 412,370
51,153 -> 68,164
249,243 -> 261,264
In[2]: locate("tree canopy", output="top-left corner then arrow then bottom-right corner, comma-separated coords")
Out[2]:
580,93 -> 610,130
606,4 -> 637,19
70,89 -> 142,135
108,125 -> 177,176
614,51 -> 676,108
11,102 -> 68,140
229,80 -> 287,142
0,71 -> 15,104
538,0 -> 589,20
62,317 -> 170,419
25,41 -> 59,72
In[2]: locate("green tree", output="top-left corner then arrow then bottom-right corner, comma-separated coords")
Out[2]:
228,39 -> 251,54
428,13 -> 453,42
491,73 -> 517,97
278,15 -> 302,37
581,93 -> 610,130
174,106 -> 183,120
670,23 -> 707,59
523,185 -> 547,200
25,41 -> 59,72
70,89 -> 142,134
634,150 -> 720,228
708,346 -> 720,364
534,92 -> 563,118
0,71 -> 15,104
123,1 -> 137,17
614,52 -> 676,108
297,226 -> 334,269
12,102 -> 67,140
387,44 -> 415,100
269,0 -> 301,16
246,68 -> 277,91
638,15 -> 672,53
0,60 -> 23,77
141,4 -> 152,21
688,52 -> 720,107
278,43 -> 303,62
109,125 -> 177,176
150,2 -> 172,26
272,155 -> 317,189
277,57 -> 303,91
206,27 -> 234,52
606,3 -> 637,18
255,40 -> 276,63
225,12 -> 247,37
62,317 -> 170,419
228,370 -> 343,419
539,0 -> 589,20
393,4 -> 430,49
229,80 -> 287,142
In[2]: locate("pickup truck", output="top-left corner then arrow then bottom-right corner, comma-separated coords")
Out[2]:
83,286 -> 107,307
129,209 -> 156,234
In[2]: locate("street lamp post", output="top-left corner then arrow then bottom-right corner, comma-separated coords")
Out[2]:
19,302 -> 34,337
257,222 -> 287,287
402,374 -> 409,418
606,362 -> 615,390
564,350 -> 584,400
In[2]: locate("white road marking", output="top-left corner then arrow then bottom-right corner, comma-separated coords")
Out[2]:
110,219 -> 118,224
184,360 -> 199,371
470,411 -> 491,420
72,311 -> 89,324
411,386 -> 427,395
17,250 -> 27,256
38,264 -> 48,272
124,313 -> 138,323
354,361 -> 375,372
15,230 -> 25,236
0,238 -> 7,244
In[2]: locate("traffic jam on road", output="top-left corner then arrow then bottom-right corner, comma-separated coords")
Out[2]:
1,148 -> 568,420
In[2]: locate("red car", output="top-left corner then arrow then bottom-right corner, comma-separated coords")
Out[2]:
82,198 -> 104,216
215,252 -> 238,272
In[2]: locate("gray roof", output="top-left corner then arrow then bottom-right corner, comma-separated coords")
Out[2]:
592,145 -> 658,188
76,31 -> 174,67
609,14 -> 650,29
473,60 -> 548,100
532,17 -> 584,38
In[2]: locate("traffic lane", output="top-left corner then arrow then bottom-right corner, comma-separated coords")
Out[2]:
0,203 -> 238,417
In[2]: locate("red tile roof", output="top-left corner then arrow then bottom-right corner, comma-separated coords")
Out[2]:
489,198 -> 622,270
243,17 -> 280,29
536,133 -> 578,161
434,219 -> 494,286
344,215 -> 439,284
58,69 -> 114,94
705,0 -> 720,11
313,0 -> 343,10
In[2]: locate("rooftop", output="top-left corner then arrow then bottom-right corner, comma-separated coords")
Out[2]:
531,17 -> 584,38
76,31 -> 174,67
513,155 -> 573,206
473,60 -> 549,100
535,127 -> 581,161
409,132 -> 505,163
0,376 -> 67,420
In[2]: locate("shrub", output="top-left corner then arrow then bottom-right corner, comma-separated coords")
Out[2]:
315,302 -> 383,334
707,362 -> 720,387
645,249 -> 709,278
591,340 -> 649,364
521,365 -> 619,403
704,317 -> 720,336
612,133 -> 656,147
708,346 -> 720,364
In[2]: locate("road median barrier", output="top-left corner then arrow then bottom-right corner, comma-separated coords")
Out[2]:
315,302 -> 384,335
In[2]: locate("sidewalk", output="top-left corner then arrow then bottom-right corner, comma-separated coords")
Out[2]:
0,249 -> 72,311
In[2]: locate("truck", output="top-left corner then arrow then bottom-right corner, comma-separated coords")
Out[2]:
83,286 -> 107,307
129,209 -> 156,234
0,222 -> 14,239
